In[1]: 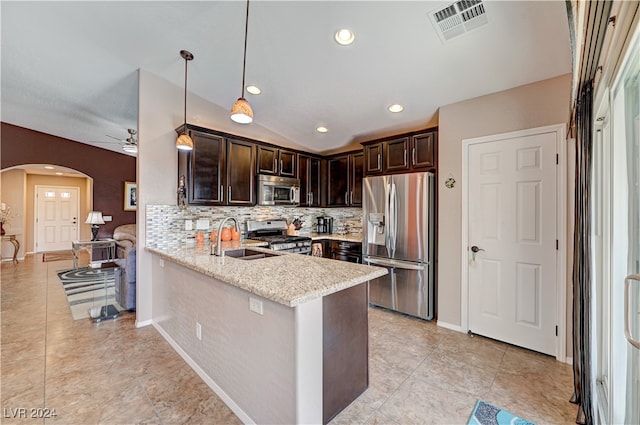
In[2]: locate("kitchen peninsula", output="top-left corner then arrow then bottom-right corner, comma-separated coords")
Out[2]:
147,241 -> 387,424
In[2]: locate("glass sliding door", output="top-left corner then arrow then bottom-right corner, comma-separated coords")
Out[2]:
610,27 -> 639,425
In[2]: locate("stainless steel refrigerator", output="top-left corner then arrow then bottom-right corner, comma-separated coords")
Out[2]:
363,172 -> 435,320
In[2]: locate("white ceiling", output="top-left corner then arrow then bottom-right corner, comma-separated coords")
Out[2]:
1,1 -> 572,157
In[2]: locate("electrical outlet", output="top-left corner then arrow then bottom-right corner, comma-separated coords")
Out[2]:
185,220 -> 193,231
196,322 -> 202,340
159,259 -> 164,268
249,297 -> 263,315
102,215 -> 113,222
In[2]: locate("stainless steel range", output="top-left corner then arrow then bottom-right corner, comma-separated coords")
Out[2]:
246,219 -> 312,254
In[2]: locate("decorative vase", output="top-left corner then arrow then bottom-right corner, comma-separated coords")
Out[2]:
220,227 -> 231,241
0,222 -> 5,236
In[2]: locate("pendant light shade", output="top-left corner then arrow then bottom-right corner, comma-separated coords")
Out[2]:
230,97 -> 254,124
230,0 -> 253,124
176,50 -> 194,150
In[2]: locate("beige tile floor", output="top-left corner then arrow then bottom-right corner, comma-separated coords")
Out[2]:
1,254 -> 577,424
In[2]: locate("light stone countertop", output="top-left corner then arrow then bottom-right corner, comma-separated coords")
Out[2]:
308,233 -> 362,243
146,239 -> 386,307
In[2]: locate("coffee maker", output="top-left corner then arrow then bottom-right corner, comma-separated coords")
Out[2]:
316,216 -> 333,234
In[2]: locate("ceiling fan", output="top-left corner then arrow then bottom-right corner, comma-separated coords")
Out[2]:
95,128 -> 138,154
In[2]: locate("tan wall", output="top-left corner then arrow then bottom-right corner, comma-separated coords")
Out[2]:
1,169 -> 26,260
437,73 -> 572,329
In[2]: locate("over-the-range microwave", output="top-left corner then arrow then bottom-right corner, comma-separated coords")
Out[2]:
257,174 -> 300,206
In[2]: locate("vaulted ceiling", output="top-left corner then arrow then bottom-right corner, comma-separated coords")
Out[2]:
1,1 -> 572,156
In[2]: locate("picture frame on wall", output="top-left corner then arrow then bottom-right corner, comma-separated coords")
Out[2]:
124,181 -> 137,211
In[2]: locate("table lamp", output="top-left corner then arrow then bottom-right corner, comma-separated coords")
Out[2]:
85,211 -> 105,241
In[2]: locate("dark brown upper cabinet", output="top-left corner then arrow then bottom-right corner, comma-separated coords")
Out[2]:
327,151 -> 363,207
364,142 -> 383,175
411,131 -> 437,169
362,128 -> 437,176
177,125 -> 255,206
178,129 -> 225,205
226,138 -> 256,205
384,137 -> 410,171
299,154 -> 322,207
257,145 -> 297,178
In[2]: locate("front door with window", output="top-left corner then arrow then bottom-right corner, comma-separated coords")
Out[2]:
36,186 -> 79,252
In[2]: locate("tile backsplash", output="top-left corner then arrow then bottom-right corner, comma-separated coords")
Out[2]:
146,205 -> 362,248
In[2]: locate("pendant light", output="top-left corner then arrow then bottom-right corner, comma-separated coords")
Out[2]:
176,50 -> 195,150
230,0 -> 254,124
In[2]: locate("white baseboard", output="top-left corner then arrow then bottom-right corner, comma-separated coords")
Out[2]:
135,318 -> 153,328
436,321 -> 464,333
152,322 -> 254,425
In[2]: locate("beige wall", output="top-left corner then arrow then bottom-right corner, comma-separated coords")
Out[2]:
1,169 -> 26,260
437,73 -> 572,328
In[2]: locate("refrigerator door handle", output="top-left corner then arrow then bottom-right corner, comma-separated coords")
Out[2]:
385,182 -> 391,255
390,182 -> 398,256
365,257 -> 425,271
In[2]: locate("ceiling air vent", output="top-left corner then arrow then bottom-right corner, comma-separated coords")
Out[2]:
429,0 -> 488,43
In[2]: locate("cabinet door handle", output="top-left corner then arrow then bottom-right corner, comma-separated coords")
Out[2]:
219,185 -> 223,201
404,149 -> 408,166
280,160 -> 284,174
377,153 -> 381,171
310,192 -> 314,205
274,158 -> 277,174
412,148 -> 416,166
345,191 -> 349,205
350,191 -> 353,205
228,186 -> 232,202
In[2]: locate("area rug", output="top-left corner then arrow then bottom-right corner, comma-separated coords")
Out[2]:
43,250 -> 74,262
467,400 -> 535,425
57,267 -> 122,320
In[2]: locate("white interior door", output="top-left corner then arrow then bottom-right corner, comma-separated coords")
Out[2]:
466,130 -> 558,356
36,186 -> 79,252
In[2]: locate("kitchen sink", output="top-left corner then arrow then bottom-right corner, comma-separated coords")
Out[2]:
223,248 -> 277,260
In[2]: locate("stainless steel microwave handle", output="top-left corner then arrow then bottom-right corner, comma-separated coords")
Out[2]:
625,274 -> 640,350
290,187 -> 295,203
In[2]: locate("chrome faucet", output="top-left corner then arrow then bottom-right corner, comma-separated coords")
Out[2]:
211,217 -> 240,256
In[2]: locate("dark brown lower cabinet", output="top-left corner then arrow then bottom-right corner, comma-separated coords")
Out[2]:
323,283 -> 368,424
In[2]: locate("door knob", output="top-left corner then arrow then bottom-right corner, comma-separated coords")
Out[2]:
470,246 -> 484,253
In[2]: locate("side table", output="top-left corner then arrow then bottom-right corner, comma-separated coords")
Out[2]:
72,239 -> 116,269
88,261 -> 121,323
1,234 -> 20,265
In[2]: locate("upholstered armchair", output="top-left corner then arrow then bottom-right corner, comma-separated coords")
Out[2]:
113,224 -> 136,310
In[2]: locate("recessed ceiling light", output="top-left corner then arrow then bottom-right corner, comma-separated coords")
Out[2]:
44,165 -> 55,170
316,126 -> 329,133
388,104 -> 404,113
55,172 -> 63,175
335,29 -> 355,45
123,145 -> 138,153
246,85 -> 261,95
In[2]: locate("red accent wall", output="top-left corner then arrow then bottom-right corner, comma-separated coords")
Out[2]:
1,123 -> 136,237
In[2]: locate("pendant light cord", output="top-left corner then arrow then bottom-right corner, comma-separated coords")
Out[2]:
184,56 -> 188,125
240,0 -> 250,97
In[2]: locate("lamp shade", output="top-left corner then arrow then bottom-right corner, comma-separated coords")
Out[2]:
176,133 -> 193,151
85,211 -> 105,225
230,97 -> 253,124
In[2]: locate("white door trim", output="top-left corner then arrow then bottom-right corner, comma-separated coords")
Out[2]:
461,123 -> 567,361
